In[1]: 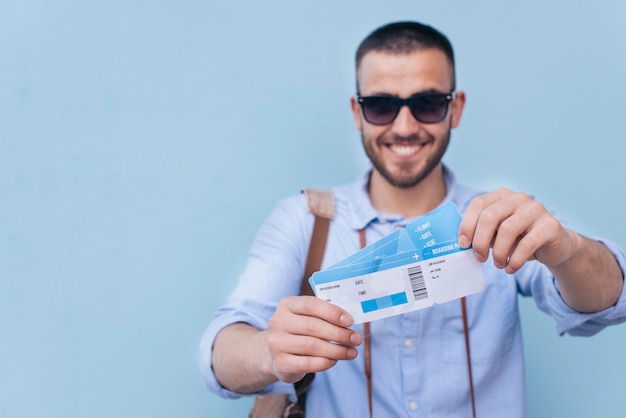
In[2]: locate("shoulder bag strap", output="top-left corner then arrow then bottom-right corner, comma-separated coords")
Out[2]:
301,188 -> 335,296
360,233 -> 475,418
461,296 -> 476,418
284,189 -> 335,417
251,189 -> 334,418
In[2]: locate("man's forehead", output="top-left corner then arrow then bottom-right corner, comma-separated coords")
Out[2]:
356,49 -> 454,94
357,49 -> 453,75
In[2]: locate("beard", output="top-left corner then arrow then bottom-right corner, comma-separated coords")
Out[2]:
361,129 -> 451,189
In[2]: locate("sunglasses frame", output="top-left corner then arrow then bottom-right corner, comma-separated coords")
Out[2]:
357,92 -> 454,125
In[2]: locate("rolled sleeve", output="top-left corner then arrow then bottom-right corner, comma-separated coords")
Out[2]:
518,237 -> 626,336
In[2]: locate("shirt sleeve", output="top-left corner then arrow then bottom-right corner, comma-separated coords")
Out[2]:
199,193 -> 313,400
516,237 -> 626,336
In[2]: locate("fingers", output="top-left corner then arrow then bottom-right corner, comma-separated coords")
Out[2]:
272,298 -> 360,358
458,188 -> 512,251
267,296 -> 362,382
459,189 -> 562,274
284,295 -> 355,329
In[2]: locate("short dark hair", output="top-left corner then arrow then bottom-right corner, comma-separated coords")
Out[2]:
355,21 -> 456,90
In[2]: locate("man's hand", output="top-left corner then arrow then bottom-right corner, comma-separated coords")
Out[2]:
212,296 -> 361,393
457,188 -> 572,274
265,295 -> 362,383
457,188 -> 623,312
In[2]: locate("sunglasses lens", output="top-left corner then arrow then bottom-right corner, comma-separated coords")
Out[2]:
410,95 -> 450,123
361,97 -> 400,125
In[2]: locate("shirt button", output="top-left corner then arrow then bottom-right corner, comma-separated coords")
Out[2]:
404,339 -> 413,348
409,401 -> 418,410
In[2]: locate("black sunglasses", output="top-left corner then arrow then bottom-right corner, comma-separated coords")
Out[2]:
357,92 -> 454,125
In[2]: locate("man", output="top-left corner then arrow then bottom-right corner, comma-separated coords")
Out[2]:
200,21 -> 626,417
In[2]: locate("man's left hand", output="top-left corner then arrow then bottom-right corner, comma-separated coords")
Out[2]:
458,188 -> 576,274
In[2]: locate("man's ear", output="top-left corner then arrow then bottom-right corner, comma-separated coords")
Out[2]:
450,91 -> 466,129
350,95 -> 363,132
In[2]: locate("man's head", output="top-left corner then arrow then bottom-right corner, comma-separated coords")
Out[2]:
350,21 -> 465,190
355,21 -> 456,92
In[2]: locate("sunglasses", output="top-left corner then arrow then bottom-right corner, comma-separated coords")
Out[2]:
357,92 -> 454,125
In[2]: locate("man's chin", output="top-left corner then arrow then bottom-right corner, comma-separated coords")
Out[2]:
384,174 -> 423,189
381,164 -> 442,189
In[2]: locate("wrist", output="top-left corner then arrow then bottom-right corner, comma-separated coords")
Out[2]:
540,228 -> 582,270
258,330 -> 278,381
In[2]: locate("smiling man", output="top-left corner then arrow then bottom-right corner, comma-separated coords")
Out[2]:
353,45 -> 463,216
201,21 -> 626,417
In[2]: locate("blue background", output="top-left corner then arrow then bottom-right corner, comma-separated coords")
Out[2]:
2,1 -> 625,417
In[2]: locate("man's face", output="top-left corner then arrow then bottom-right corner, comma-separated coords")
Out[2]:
351,49 -> 465,189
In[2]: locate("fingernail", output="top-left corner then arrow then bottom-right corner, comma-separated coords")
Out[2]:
474,251 -> 485,262
458,235 -> 470,248
350,332 -> 362,345
340,314 -> 353,326
347,348 -> 358,359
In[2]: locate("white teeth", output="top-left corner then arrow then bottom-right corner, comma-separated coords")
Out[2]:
389,144 -> 421,155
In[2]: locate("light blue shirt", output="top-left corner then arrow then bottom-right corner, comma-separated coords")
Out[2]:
200,167 -> 626,417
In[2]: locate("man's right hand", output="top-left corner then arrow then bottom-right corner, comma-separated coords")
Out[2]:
265,295 -> 362,383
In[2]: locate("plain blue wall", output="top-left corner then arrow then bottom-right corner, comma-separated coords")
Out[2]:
1,1 -> 625,417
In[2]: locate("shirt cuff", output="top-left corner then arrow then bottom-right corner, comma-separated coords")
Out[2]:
550,238 -> 626,336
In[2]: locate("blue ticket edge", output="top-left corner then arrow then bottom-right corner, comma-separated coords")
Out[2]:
327,202 -> 463,271
311,202 -> 468,291
310,238 -> 465,287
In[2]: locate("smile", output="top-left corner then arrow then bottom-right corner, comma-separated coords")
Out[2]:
387,143 -> 426,156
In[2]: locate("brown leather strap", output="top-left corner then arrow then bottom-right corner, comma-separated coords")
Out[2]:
358,229 -> 473,418
363,321 -> 372,417
461,296 -> 476,418
359,229 -> 372,418
290,190 -> 335,415
301,188 -> 335,296
301,216 -> 330,296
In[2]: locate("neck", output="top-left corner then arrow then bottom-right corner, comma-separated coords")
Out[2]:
368,164 -> 447,218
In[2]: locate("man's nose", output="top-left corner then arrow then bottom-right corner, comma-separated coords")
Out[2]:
391,105 -> 421,137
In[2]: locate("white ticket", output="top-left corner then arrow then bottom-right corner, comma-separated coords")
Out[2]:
309,203 -> 485,324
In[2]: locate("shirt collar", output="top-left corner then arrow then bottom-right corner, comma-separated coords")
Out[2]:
340,164 -> 459,231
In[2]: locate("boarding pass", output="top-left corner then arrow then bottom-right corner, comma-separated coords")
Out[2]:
309,202 -> 486,324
